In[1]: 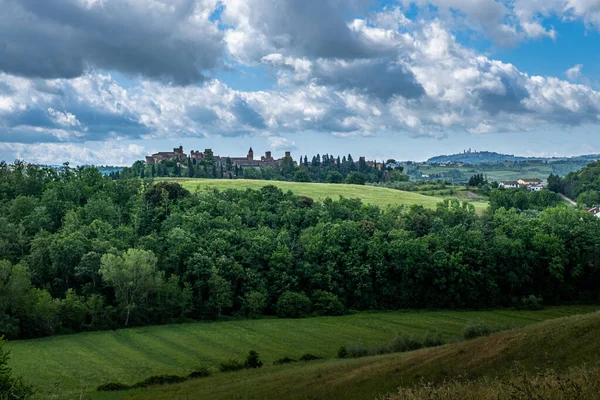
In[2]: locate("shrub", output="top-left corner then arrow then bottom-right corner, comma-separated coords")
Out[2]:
273,357 -> 296,366
188,366 -> 211,379
390,333 -> 423,353
97,382 -> 130,392
422,331 -> 445,348
345,342 -> 371,358
132,375 -> 186,388
312,290 -> 345,316
337,346 -> 348,359
299,353 -> 322,362
218,359 -> 245,372
245,350 -> 263,369
0,337 -> 35,399
276,291 -> 312,318
462,321 -> 498,340
345,171 -> 366,185
519,295 -> 544,310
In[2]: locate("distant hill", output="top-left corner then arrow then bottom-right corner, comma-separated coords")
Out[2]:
427,151 -> 600,164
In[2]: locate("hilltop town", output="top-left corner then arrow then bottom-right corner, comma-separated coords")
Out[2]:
145,146 -> 294,169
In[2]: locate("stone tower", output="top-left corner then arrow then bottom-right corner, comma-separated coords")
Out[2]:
247,147 -> 254,160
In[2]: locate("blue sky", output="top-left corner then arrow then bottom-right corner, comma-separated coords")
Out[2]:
0,0 -> 599,165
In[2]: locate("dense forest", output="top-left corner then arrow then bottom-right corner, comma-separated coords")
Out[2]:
1,161 -> 599,340
116,153 -> 407,184
548,161 -> 600,206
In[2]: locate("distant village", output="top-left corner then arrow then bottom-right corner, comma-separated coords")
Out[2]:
145,145 -> 384,170
146,146 -> 294,169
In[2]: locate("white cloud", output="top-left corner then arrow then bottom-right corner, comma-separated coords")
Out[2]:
267,136 -> 297,151
566,64 -> 583,80
0,142 -> 146,165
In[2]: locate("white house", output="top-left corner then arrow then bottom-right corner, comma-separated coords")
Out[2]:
528,184 -> 546,192
499,181 -> 520,189
585,207 -> 600,218
518,178 -> 542,186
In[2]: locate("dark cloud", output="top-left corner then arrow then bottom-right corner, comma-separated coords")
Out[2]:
478,76 -> 530,115
0,0 -> 224,84
313,59 -> 424,100
231,99 -> 267,129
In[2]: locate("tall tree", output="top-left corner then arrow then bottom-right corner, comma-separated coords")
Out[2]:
100,249 -> 164,325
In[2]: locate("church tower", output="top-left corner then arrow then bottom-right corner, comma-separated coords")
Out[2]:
247,147 -> 254,160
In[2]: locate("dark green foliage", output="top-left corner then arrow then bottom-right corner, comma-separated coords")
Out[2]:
276,292 -> 312,318
187,366 -> 211,379
218,359 -> 245,372
97,382 -> 130,392
389,333 -> 423,353
245,350 -> 263,369
337,346 -> 348,359
131,375 -> 187,388
422,331 -> 445,348
462,321 -> 510,340
345,171 -> 366,185
550,161 -> 600,200
1,161 -> 600,340
468,174 -> 487,187
518,295 -> 544,310
311,291 -> 345,316
345,342 -> 371,358
273,357 -> 296,366
299,354 -> 322,362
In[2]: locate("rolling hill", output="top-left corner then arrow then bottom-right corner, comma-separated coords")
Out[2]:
92,308 -> 600,400
161,178 -> 489,212
8,306 -> 597,398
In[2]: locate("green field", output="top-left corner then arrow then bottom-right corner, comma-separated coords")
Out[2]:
162,178 -> 489,212
92,309 -> 600,400
9,306 -> 597,398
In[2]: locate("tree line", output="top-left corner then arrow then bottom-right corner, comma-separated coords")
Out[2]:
1,161 -> 599,340
115,153 -> 407,185
548,161 -> 600,206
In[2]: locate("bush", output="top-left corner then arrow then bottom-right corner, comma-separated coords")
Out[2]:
337,346 -> 348,359
462,321 -> 499,340
299,353 -> 322,362
326,171 -> 343,184
245,350 -> 263,369
273,357 -> 296,366
345,171 -> 366,185
422,331 -> 445,348
218,359 -> 245,372
0,337 -> 35,399
187,366 -> 211,379
132,375 -> 186,388
97,382 -> 130,392
390,333 -> 423,353
276,291 -> 312,318
345,342 -> 371,358
519,295 -> 544,310
312,290 -> 345,316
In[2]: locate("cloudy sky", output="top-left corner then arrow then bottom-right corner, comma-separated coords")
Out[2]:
0,0 -> 599,165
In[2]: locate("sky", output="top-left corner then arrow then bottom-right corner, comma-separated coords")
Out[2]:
0,0 -> 599,165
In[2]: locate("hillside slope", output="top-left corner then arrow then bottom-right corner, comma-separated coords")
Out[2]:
89,309 -> 600,400
10,307 -> 596,397
162,178 -> 489,212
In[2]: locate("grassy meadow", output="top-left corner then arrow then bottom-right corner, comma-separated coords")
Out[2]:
9,306 -> 598,398
90,308 -> 600,400
161,178 -> 489,212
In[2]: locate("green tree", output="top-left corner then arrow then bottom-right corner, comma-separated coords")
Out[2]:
294,170 -> 311,182
244,291 -> 267,317
345,171 -> 366,185
207,268 -> 232,317
276,291 -> 311,318
100,249 -> 164,326
325,171 -> 343,184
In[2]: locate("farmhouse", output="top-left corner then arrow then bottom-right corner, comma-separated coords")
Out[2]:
499,181 -> 520,189
585,207 -> 600,218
